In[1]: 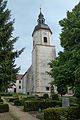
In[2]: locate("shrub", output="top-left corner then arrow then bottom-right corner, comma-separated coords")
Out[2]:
44,108 -> 60,120
14,99 -> 24,106
51,94 -> 59,100
0,104 -> 9,113
0,99 -> 3,103
43,94 -> 49,100
8,97 -> 18,102
24,96 -> 35,101
0,93 -> 13,96
24,101 -> 61,111
14,100 -> 21,106
36,112 -> 44,120
44,106 -> 80,120
0,95 -> 3,104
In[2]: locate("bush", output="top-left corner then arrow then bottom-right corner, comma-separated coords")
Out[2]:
0,99 -> 3,103
8,97 -> 18,102
24,96 -> 35,101
24,101 -> 61,111
0,95 -> 3,104
0,104 -> 9,113
36,112 -> 44,120
14,100 -> 21,106
51,94 -> 59,100
44,106 -> 80,120
14,99 -> 24,106
43,94 -> 49,100
0,93 -> 13,96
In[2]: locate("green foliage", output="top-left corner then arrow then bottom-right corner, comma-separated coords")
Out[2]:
0,95 -> 3,103
59,3 -> 80,99
49,3 -> 80,98
36,112 -> 44,120
0,98 -> 3,103
8,97 -> 18,102
44,106 -> 80,120
51,94 -> 59,100
44,107 -> 60,120
0,92 -> 13,96
24,101 -> 61,111
14,99 -> 25,106
0,104 -> 9,113
43,94 -> 49,100
0,0 -> 24,92
14,100 -> 22,106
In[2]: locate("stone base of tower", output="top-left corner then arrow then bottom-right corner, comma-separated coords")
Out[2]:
32,44 -> 56,96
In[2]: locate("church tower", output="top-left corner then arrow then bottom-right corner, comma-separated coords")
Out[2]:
32,9 -> 56,95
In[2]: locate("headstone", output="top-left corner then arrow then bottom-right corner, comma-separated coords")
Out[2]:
62,97 -> 69,107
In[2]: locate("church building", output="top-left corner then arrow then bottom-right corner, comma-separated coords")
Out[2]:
22,9 -> 56,96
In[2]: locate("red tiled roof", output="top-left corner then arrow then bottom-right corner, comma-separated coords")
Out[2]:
16,74 -> 23,80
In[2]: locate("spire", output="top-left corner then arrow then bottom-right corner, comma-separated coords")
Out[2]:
37,8 -> 45,24
40,7 -> 41,13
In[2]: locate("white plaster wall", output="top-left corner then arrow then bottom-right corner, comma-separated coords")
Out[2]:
32,47 -> 37,93
26,66 -> 33,93
33,29 -> 52,47
32,44 -> 56,94
22,66 -> 33,94
16,80 -> 22,93
35,45 -> 56,93
8,85 -> 16,93
22,75 -> 27,94
32,28 -> 56,95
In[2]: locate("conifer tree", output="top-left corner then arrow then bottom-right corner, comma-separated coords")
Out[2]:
0,0 -> 24,92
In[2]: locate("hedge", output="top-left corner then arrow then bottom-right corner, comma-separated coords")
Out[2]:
0,104 -> 9,113
0,93 -> 13,96
24,101 -> 61,111
0,99 -> 3,103
44,106 -> 80,120
51,94 -> 59,100
8,97 -> 18,102
14,99 -> 24,106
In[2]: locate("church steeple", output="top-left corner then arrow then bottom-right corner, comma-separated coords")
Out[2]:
37,8 -> 45,24
32,9 -> 52,36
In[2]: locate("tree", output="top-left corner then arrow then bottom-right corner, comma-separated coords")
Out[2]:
49,3 -> 80,98
0,0 -> 24,92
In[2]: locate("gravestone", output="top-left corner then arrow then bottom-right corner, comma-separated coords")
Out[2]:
62,97 -> 69,107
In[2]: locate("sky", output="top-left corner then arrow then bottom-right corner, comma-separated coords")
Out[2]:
7,0 -> 79,74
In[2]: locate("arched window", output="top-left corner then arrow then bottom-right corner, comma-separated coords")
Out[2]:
44,37 -> 47,43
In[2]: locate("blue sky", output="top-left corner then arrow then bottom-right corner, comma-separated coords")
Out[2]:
7,0 -> 79,74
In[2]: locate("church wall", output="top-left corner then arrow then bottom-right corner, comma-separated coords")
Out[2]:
33,29 -> 52,47
36,45 -> 55,93
32,47 -> 37,93
32,43 -> 56,95
16,79 -> 22,93
22,10 -> 57,96
22,74 -> 27,94
22,66 -> 33,94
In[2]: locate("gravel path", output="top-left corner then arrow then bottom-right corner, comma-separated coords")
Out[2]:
1,98 -> 39,120
0,112 -> 14,120
9,103 -> 39,120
